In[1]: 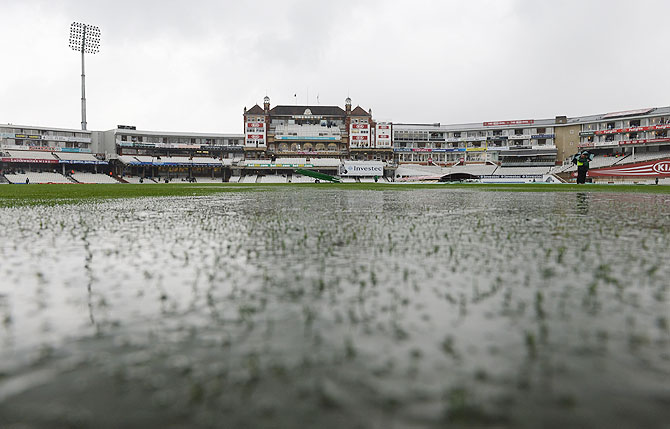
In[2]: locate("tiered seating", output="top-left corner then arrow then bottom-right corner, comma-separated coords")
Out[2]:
123,176 -> 154,184
549,163 -> 574,174
257,175 -> 287,183
239,175 -> 258,183
5,172 -> 70,184
71,172 -> 119,184
625,151 -> 670,163
194,177 -> 224,183
133,155 -> 154,163
228,176 -> 241,183
54,152 -> 102,163
451,164 -> 498,176
495,166 -> 551,175
358,177 -> 378,183
6,150 -> 58,161
118,155 -> 141,165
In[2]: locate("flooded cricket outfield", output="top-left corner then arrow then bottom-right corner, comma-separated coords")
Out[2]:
0,188 -> 669,428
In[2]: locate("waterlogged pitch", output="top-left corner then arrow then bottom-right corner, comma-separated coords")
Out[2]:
0,187 -> 669,428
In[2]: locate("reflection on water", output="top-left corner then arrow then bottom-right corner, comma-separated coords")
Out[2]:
0,189 -> 669,428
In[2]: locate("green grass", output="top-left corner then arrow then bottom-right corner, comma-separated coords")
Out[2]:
0,182 -> 668,207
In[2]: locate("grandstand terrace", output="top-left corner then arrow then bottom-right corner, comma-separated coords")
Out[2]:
392,119 -> 557,166
243,96 -> 393,162
3,104 -> 670,183
103,127 -> 244,182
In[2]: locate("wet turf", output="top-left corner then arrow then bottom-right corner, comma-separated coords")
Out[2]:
0,188 -> 668,428
0,182 -> 669,207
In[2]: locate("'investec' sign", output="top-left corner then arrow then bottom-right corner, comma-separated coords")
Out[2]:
340,162 -> 384,177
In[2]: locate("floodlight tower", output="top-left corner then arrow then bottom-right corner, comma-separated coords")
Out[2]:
68,22 -> 100,131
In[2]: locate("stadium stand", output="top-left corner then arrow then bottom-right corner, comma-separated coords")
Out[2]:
6,150 -> 58,161
122,176 -> 154,184
4,171 -> 71,184
627,150 -> 670,163
239,175 -> 258,183
257,175 -> 287,183
494,166 -> 551,175
70,172 -> 119,184
228,175 -> 241,183
193,177 -> 224,183
53,152 -> 102,163
451,164 -> 498,176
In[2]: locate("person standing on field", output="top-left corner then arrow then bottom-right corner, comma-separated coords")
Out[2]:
574,152 -> 591,184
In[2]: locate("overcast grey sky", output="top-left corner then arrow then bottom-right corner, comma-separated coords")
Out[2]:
1,0 -> 668,133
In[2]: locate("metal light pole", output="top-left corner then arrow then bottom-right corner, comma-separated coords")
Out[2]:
68,22 -> 101,131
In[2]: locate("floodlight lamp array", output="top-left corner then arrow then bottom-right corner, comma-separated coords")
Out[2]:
68,22 -> 101,54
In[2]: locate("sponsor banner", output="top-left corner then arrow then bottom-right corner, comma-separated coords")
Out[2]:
246,123 -> 265,128
619,137 -> 670,145
1,145 -> 92,153
203,145 -> 244,151
351,135 -> 368,141
275,135 -> 338,141
466,147 -> 486,152
60,148 -> 93,153
351,124 -> 369,129
1,133 -> 91,143
393,148 -> 467,153
585,159 -> 670,177
246,163 -> 315,168
340,161 -> 384,177
483,119 -> 534,127
14,134 -> 41,139
1,157 -> 59,164
532,134 -> 556,139
596,124 -> 670,135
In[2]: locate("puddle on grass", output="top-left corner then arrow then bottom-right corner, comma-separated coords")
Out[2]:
0,189 -> 669,428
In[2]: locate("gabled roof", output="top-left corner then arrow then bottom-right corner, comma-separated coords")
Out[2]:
269,105 -> 346,117
245,104 -> 265,115
350,106 -> 370,116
